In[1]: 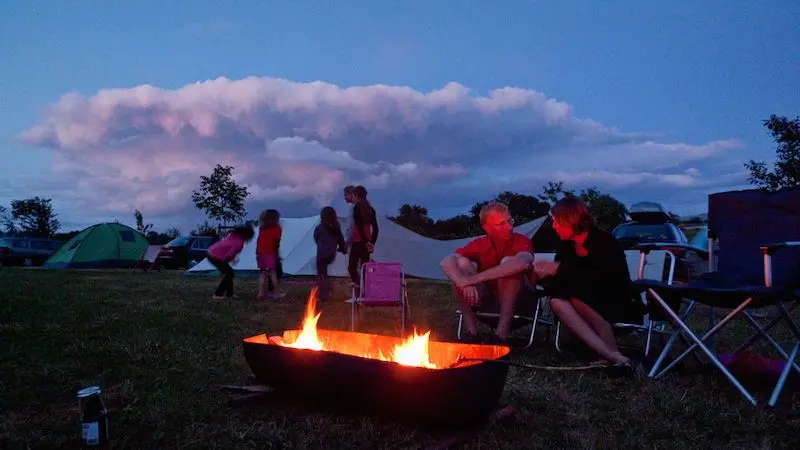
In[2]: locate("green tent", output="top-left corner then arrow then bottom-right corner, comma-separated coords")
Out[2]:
43,223 -> 149,269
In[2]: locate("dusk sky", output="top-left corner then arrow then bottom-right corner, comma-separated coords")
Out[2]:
1,0 -> 798,233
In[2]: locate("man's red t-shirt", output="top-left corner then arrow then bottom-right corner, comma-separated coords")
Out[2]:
455,232 -> 532,275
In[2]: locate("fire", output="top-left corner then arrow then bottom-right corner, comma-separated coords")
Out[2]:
279,287 -> 437,369
388,330 -> 436,369
281,287 -> 324,351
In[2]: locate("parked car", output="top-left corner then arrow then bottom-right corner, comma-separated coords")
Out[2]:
0,237 -> 64,267
613,202 -> 707,283
156,235 -> 218,269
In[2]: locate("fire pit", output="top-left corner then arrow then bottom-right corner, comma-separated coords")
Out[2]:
242,288 -> 512,428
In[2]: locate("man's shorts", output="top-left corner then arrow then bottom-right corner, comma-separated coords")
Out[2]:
457,274 -> 540,316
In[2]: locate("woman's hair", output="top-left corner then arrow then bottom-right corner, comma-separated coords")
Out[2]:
343,185 -> 356,195
230,225 -> 255,241
259,209 -> 280,228
320,206 -> 341,231
352,185 -> 374,223
550,196 -> 594,233
353,185 -> 368,199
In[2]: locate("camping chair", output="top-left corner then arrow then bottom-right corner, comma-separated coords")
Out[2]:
132,245 -> 164,272
455,253 -> 556,349
350,261 -> 411,337
632,240 -> 800,407
551,249 -> 678,357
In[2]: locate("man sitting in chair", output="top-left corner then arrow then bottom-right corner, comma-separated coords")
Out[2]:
439,202 -> 535,344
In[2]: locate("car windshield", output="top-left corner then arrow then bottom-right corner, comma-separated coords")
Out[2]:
165,236 -> 190,247
613,224 -> 674,242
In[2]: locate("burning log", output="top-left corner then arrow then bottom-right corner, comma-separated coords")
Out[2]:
242,288 -> 512,428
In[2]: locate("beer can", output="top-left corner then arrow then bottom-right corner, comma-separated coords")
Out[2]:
77,386 -> 109,448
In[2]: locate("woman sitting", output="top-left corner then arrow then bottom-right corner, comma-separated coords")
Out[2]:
534,197 -> 643,371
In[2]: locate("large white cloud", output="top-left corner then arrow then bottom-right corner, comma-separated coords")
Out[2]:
16,76 -> 749,230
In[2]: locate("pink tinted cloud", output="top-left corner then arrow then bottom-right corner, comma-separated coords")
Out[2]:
16,76 -> 747,223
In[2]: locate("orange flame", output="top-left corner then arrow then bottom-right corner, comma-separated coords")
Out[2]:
282,287 -> 324,351
279,287 -> 437,368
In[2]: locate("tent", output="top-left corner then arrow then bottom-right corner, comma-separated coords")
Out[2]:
43,223 -> 150,269
185,215 -> 547,280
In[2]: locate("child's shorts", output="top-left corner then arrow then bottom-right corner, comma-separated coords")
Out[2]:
257,253 -> 276,270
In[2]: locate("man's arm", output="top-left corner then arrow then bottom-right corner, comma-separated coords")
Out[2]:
469,251 -> 533,284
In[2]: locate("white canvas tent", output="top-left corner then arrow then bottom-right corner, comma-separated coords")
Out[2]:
185,215 -> 547,281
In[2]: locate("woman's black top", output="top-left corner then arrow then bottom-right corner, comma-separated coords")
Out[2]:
547,226 -> 641,324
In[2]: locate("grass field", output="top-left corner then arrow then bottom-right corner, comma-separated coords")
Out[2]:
2,268 -> 799,449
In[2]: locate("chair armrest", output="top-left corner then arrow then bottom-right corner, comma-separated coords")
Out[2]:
634,242 -> 709,259
760,241 -> 800,256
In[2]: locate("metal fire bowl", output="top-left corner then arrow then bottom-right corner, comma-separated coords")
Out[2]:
242,329 -> 512,428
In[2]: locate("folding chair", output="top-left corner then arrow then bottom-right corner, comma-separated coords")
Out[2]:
552,249 -> 677,356
455,253 -> 556,349
350,261 -> 411,336
632,241 -> 800,407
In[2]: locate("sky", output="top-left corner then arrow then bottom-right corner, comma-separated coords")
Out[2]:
1,0 -> 798,233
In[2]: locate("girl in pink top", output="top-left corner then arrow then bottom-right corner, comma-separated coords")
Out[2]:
206,226 -> 255,300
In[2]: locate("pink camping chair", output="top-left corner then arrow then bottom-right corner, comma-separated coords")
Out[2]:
350,262 -> 411,336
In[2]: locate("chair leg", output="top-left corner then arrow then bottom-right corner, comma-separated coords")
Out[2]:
457,312 -> 464,341
523,299 -> 542,350
708,307 -> 717,354
401,302 -> 406,337
767,302 -> 800,406
740,310 -> 800,376
350,285 -> 357,332
769,341 -> 800,407
734,302 -> 799,355
648,302 -> 698,377
654,298 -> 752,378
554,321 -> 563,353
647,289 -> 758,406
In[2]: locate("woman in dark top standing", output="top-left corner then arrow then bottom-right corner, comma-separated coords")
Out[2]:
348,185 -> 379,296
534,197 -> 642,369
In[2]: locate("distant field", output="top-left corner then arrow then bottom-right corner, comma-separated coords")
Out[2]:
2,268 -> 798,449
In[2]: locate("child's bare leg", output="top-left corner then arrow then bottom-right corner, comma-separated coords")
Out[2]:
269,269 -> 284,297
257,270 -> 267,299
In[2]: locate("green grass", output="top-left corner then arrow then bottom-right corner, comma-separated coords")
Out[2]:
2,268 -> 800,449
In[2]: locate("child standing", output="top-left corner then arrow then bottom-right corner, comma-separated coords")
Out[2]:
314,207 -> 347,302
256,209 -> 285,300
348,185 -> 379,297
206,226 -> 255,300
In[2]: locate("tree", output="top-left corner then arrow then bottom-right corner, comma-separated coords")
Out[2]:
538,181 -> 575,204
578,186 -> 628,232
433,214 -> 477,239
134,209 -> 153,234
537,182 -> 628,232
189,220 -> 218,237
470,191 -> 550,227
165,227 -> 181,239
10,197 -> 60,237
745,114 -> 800,191
389,204 -> 434,236
0,205 -> 15,235
191,164 -> 250,226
